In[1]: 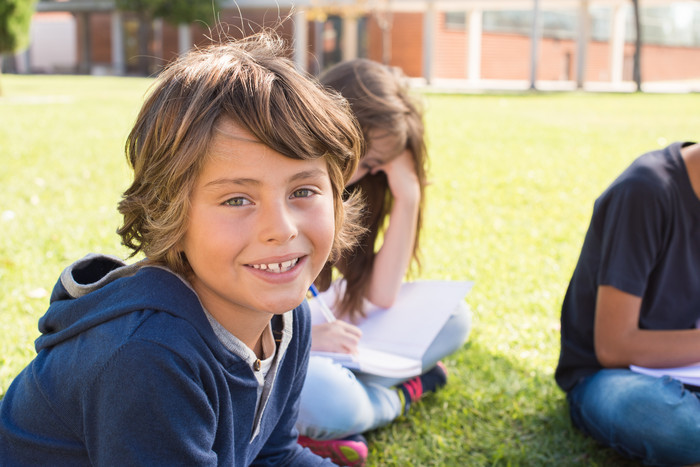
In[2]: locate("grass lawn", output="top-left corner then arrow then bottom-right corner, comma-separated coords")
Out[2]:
2,74 -> 699,465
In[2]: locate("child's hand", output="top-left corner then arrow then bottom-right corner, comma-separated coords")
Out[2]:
373,149 -> 420,202
311,321 -> 362,354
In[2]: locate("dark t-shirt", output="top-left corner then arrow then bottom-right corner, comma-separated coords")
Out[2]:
555,142 -> 700,392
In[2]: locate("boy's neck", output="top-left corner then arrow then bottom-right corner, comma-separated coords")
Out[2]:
242,320 -> 272,360
681,143 -> 700,200
250,323 -> 276,360
210,308 -> 273,359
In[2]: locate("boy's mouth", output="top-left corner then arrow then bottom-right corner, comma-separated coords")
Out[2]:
249,257 -> 300,273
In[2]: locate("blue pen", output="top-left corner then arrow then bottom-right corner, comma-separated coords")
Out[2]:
309,284 -> 336,322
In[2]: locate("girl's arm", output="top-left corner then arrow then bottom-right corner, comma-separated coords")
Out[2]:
366,149 -> 421,308
594,285 -> 700,368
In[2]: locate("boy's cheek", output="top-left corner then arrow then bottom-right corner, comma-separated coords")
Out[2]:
314,206 -> 336,262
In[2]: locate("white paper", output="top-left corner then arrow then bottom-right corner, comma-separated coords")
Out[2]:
630,363 -> 700,386
309,280 -> 473,377
312,348 -> 423,378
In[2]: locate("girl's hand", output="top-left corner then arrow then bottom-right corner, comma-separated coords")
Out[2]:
373,149 -> 420,202
364,149 -> 421,308
311,321 -> 362,354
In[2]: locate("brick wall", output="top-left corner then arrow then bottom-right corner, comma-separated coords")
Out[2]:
435,13 -> 467,80
639,43 -> 700,81
379,12 -> 700,83
113,8 -> 296,73
71,8 -> 700,83
367,12 -> 423,78
189,9 -> 294,48
79,12 -> 112,66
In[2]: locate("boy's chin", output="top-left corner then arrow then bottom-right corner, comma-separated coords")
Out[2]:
263,294 -> 308,315
257,278 -> 317,315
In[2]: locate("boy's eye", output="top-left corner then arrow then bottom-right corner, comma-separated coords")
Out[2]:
224,197 -> 251,207
291,188 -> 314,198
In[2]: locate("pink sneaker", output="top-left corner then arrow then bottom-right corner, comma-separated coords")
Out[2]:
298,434 -> 368,467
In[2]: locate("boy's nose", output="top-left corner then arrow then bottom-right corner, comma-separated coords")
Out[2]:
259,203 -> 298,244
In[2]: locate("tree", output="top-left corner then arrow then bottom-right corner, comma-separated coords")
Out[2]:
632,0 -> 642,92
151,0 -> 217,26
115,0 -> 219,75
0,0 -> 37,94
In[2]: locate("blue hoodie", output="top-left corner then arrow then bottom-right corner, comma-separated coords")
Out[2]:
0,254 -> 334,466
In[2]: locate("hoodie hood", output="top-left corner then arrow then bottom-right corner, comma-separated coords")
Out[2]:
36,253 -> 212,353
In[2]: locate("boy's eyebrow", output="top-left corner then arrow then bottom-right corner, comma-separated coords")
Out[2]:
288,168 -> 329,183
203,168 -> 328,188
204,177 -> 261,188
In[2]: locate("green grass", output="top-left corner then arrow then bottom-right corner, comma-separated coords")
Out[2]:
2,74 -> 700,465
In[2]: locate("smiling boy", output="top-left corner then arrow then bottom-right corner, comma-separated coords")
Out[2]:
0,33 -> 364,466
182,120 -> 338,357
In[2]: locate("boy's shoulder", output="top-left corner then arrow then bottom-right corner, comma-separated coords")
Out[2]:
38,254 -> 214,355
31,256 -> 252,403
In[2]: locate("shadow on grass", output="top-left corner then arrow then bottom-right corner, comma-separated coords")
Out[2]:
364,337 -> 638,466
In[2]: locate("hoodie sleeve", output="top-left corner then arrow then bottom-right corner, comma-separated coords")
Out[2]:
251,306 -> 337,467
83,338 -> 219,466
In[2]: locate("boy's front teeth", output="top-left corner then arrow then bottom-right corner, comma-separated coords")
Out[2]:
253,258 -> 298,272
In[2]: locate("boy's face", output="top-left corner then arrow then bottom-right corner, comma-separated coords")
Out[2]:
181,119 -> 335,327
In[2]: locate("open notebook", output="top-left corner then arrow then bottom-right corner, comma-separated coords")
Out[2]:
308,280 -> 473,378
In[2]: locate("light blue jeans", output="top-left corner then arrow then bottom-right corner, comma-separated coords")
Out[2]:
296,302 -> 471,440
568,369 -> 700,466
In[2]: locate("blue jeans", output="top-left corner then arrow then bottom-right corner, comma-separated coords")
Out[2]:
568,369 -> 700,466
296,301 -> 471,440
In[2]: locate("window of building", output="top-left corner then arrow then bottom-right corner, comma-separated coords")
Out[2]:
630,4 -> 700,47
481,4 -> 700,48
444,11 -> 466,30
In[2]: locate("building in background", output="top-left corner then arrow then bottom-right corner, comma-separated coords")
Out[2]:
9,0 -> 700,91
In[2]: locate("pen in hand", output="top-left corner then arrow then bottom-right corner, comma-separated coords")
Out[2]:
309,284 -> 336,323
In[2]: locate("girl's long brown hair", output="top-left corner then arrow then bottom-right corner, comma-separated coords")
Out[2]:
316,59 -> 428,319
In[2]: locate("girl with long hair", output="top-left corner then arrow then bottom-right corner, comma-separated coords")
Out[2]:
296,59 -> 472,466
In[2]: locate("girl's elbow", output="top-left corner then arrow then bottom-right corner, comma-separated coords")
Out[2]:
367,292 -> 398,309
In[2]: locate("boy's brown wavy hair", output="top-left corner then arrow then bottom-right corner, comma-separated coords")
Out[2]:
117,32 -> 365,276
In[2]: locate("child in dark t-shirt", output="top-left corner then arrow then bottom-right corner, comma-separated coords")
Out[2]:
556,141 -> 700,465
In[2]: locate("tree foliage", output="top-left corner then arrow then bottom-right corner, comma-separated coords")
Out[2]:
0,0 -> 37,55
114,0 -> 219,75
115,0 -> 218,25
